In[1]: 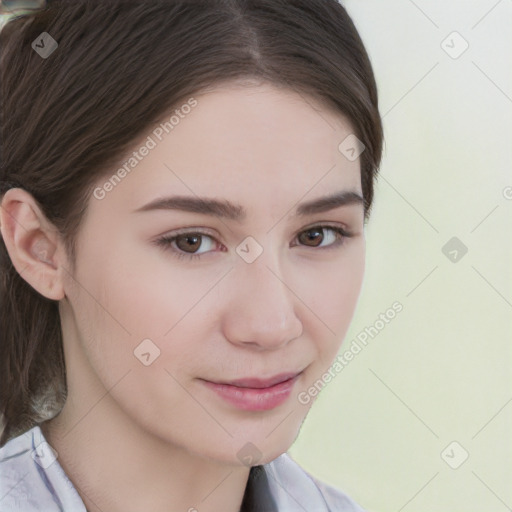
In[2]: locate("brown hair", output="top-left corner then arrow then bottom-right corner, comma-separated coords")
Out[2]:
0,0 -> 383,446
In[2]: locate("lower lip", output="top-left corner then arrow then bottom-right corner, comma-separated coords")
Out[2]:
200,374 -> 301,411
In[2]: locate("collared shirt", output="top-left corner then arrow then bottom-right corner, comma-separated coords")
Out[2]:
0,425 -> 365,511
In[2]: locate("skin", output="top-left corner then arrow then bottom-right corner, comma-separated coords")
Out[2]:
0,80 -> 366,512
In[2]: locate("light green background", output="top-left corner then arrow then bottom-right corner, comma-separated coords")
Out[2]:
289,1 -> 512,511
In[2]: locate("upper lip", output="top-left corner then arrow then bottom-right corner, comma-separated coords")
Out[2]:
206,371 -> 303,389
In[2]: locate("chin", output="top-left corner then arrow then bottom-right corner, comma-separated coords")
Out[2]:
233,420 -> 302,466
189,422 -> 299,468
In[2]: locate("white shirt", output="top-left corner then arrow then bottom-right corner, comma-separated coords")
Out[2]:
0,425 -> 365,511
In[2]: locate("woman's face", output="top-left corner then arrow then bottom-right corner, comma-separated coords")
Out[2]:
60,81 -> 366,465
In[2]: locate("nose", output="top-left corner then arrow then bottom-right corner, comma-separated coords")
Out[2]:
221,257 -> 304,350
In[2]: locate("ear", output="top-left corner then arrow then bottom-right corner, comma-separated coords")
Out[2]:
0,188 -> 66,301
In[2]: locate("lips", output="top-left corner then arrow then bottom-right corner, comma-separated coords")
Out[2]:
200,372 -> 303,411
207,371 -> 302,389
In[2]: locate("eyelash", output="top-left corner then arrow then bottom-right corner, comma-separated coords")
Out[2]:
154,225 -> 354,262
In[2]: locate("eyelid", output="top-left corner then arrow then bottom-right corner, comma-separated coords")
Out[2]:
297,220 -> 351,234
162,226 -> 216,238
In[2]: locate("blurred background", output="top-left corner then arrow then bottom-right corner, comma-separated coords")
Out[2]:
288,1 -> 512,511
1,1 -> 511,511
0,0 -> 43,22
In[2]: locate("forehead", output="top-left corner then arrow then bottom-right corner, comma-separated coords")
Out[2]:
91,82 -> 362,216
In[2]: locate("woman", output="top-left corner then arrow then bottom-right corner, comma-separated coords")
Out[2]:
0,0 -> 383,510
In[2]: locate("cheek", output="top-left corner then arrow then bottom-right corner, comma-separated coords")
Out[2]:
74,243 -> 224,379
292,243 -> 365,358
67,248 -> 199,417
297,243 -> 365,321
83,237 -> 218,337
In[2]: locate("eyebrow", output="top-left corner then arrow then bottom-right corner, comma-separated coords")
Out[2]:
131,190 -> 364,220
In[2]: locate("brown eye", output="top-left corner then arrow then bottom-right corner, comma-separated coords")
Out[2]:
175,233 -> 203,253
298,228 -> 325,247
155,230 -> 218,260
296,226 -> 350,249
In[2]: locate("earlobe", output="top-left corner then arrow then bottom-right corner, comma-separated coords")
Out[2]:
0,188 -> 66,301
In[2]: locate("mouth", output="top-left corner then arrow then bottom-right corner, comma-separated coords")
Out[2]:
198,370 -> 305,411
